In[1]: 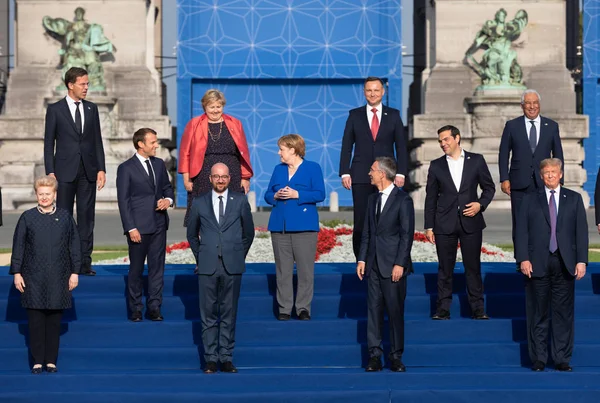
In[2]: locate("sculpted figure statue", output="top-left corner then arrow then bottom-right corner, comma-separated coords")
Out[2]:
465,8 -> 528,89
43,7 -> 114,91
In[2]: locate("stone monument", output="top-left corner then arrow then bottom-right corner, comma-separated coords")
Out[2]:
411,0 -> 588,208
0,0 -> 170,210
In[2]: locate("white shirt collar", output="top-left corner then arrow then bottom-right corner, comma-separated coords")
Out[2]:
446,148 -> 465,161
65,95 -> 83,106
524,115 -> 541,124
135,152 -> 150,163
212,189 -> 229,201
380,182 -> 395,196
545,185 -> 560,195
367,103 -> 382,113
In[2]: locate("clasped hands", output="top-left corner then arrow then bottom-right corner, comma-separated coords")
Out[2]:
274,186 -> 298,200
356,262 -> 404,282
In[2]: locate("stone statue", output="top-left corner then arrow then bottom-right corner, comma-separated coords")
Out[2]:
43,7 -> 114,91
465,8 -> 528,89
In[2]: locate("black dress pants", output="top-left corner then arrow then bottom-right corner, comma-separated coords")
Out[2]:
351,183 -> 378,259
27,309 -> 63,365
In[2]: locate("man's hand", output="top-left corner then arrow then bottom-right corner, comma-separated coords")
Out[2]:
156,198 -> 170,211
463,202 -> 481,217
129,229 -> 142,243
597,223 -> 600,234
520,260 -> 533,278
342,176 -> 352,190
394,176 -> 405,188
97,171 -> 106,191
69,274 -> 79,291
575,263 -> 587,280
48,173 -> 57,180
501,180 -> 511,196
356,262 -> 365,280
241,179 -> 250,194
425,229 -> 435,244
13,273 -> 25,293
391,265 -> 404,282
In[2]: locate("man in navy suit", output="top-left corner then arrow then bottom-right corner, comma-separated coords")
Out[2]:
425,125 -> 495,320
187,163 -> 255,374
44,67 -> 106,276
340,77 -> 408,260
117,128 -> 174,322
357,157 -> 414,373
515,158 -> 587,372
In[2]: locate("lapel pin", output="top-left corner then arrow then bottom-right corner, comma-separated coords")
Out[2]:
55,218 -> 59,221
230,196 -> 234,200
384,112 -> 388,116
467,156 -> 471,159
544,123 -> 548,126
303,208 -> 307,212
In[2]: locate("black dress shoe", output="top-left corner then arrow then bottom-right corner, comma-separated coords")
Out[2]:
278,313 -> 291,321
81,268 -> 96,276
203,361 -> 217,374
390,359 -> 406,372
432,310 -> 450,320
297,310 -> 311,320
531,360 -> 545,371
148,310 -> 164,321
46,364 -> 58,373
220,361 -> 238,373
365,356 -> 382,372
130,311 -> 142,322
31,366 -> 43,374
555,363 -> 573,372
472,310 -> 490,320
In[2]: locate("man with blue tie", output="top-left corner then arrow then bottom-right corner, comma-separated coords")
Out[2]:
187,163 -> 255,374
515,158 -> 588,372
117,128 -> 174,322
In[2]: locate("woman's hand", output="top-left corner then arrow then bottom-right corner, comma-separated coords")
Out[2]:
69,274 -> 79,291
13,273 -> 25,293
241,179 -> 250,194
276,186 -> 299,200
184,180 -> 193,192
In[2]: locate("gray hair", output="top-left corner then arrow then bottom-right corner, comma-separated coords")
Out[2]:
521,89 -> 541,104
539,158 -> 562,172
375,157 -> 397,181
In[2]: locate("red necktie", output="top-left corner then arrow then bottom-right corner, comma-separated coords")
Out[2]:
371,108 -> 379,140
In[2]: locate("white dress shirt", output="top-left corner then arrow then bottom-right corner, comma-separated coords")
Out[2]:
366,103 -> 382,131
65,95 -> 85,130
446,148 -> 465,192
545,185 -> 560,213
378,183 -> 396,213
212,189 -> 229,223
524,115 -> 541,146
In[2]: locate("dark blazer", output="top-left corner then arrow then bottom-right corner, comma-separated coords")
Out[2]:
498,115 -> 563,190
264,160 -> 326,232
187,190 -> 255,275
339,105 -> 407,184
424,151 -> 495,234
595,166 -> 600,226
358,186 -> 414,278
116,155 -> 174,235
44,98 -> 106,182
515,187 -> 588,277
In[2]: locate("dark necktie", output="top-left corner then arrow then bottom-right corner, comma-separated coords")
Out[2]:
218,196 -> 224,224
529,120 -> 537,153
371,108 -> 379,140
144,159 -> 155,188
375,192 -> 382,224
549,190 -> 558,253
74,101 -> 82,134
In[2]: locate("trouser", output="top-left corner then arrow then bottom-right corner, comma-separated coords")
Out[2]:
27,309 -> 63,365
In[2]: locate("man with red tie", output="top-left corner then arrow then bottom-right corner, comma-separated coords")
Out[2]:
339,77 -> 408,260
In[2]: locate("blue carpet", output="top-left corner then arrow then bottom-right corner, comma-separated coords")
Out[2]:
1,262 -> 600,402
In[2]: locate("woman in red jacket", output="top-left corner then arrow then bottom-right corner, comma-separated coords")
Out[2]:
179,89 -> 253,225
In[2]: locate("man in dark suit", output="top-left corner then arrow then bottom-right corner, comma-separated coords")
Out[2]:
498,89 -> 564,363
116,128 -> 174,322
356,156 -> 414,373
424,125 -> 495,320
187,162 -> 255,374
44,67 -> 106,276
340,77 -> 408,260
515,158 -> 587,372
595,166 -> 600,235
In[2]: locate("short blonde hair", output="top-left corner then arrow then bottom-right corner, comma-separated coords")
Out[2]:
277,134 -> 306,158
34,175 -> 58,192
201,89 -> 226,110
539,158 -> 562,172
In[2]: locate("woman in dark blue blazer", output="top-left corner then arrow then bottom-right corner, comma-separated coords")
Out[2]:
265,134 -> 326,321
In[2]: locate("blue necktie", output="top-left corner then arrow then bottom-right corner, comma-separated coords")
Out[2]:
549,190 -> 558,253
529,121 -> 537,153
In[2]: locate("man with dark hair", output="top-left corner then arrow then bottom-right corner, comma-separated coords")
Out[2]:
340,77 -> 408,260
357,156 -> 414,373
44,67 -> 105,276
116,128 -> 174,322
425,125 -> 495,320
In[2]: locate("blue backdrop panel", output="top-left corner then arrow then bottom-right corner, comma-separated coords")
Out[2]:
584,1 -> 600,205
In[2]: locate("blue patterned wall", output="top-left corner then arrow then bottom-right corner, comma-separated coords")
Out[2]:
177,0 -> 403,207
584,0 -> 600,205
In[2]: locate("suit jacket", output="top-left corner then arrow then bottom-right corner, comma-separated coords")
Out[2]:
339,105 -> 407,184
515,187 -> 588,277
178,113 -> 253,180
498,115 -> 563,190
116,155 -> 174,235
424,151 -> 495,234
186,190 -> 255,275
44,98 -> 106,182
264,160 -> 326,232
595,166 -> 600,226
358,186 -> 414,278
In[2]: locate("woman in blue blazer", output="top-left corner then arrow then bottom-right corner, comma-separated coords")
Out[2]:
265,134 -> 326,321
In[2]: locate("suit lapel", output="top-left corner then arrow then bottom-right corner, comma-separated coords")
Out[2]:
538,190 -> 551,226
59,98 -> 80,134
556,188 -> 566,231
361,105 -> 375,142
82,100 -> 92,137
133,155 -> 155,190
379,187 -> 397,222
205,193 -> 220,227
458,152 -> 471,193
440,158 -> 456,192
220,193 -> 237,228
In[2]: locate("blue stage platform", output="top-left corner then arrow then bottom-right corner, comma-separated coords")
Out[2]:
2,262 -> 600,402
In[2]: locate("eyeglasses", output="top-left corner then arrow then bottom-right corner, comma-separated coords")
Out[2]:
210,174 -> 230,180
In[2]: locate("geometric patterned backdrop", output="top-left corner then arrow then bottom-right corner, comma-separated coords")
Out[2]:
584,0 -> 600,205
177,0 -> 403,207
